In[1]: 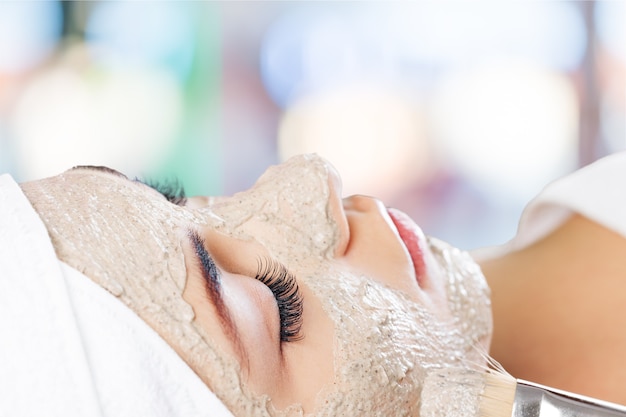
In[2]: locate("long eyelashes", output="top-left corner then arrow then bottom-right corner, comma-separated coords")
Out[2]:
189,228 -> 304,344
136,177 -> 187,206
256,258 -> 304,343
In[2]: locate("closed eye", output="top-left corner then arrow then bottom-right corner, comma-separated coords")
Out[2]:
189,228 -> 304,344
255,257 -> 304,343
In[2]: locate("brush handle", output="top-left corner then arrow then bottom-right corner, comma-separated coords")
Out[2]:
513,379 -> 626,417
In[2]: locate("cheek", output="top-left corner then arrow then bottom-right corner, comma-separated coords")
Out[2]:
427,238 -> 493,363
221,276 -> 285,391
279,281 -> 335,411
183,268 -> 297,407
300,262 -> 487,415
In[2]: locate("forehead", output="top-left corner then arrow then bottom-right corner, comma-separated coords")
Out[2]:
61,165 -> 166,202
64,165 -> 139,188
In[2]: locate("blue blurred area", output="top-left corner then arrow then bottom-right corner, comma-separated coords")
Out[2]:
85,2 -> 196,80
0,1 -> 63,72
260,1 -> 587,108
0,1 -> 623,250
595,0 -> 626,63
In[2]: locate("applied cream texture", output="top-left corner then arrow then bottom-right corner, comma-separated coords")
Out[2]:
22,154 -> 492,416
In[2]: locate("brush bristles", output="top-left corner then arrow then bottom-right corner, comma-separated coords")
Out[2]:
419,352 -> 519,417
478,372 -> 517,417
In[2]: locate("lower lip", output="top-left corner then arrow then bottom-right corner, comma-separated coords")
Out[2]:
387,208 -> 427,284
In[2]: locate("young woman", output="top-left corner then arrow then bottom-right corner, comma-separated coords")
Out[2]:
1,154 -> 492,416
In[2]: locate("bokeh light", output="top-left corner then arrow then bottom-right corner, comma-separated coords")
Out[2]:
430,61 -> 579,201
0,1 -> 63,73
595,0 -> 625,153
595,0 -> 626,64
0,1 -> 619,250
260,1 -> 587,109
278,84 -> 429,199
85,1 -> 195,80
11,47 -> 183,180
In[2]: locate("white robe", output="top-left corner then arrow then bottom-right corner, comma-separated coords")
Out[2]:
474,150 -> 626,258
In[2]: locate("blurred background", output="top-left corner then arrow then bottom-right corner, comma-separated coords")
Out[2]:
0,1 -> 623,250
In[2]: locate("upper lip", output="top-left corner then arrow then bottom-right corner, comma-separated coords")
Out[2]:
386,208 -> 427,286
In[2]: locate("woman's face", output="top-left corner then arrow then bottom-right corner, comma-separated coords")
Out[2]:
21,154 -> 491,416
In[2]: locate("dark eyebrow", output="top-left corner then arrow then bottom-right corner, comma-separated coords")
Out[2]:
70,165 -> 187,207
70,165 -> 129,179
188,230 -> 249,370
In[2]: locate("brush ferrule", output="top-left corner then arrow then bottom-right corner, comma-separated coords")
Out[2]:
513,380 -> 626,417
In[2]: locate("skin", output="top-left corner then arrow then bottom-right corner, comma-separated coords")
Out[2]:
20,155 -> 491,415
480,214 -> 626,405
181,159 -> 463,411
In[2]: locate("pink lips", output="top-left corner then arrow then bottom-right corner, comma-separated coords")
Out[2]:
387,208 -> 427,285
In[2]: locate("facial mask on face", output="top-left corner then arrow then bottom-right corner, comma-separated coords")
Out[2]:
20,173 -> 256,415
294,240 -> 491,416
201,155 -> 492,415
200,154 -> 341,266
22,154 -> 491,417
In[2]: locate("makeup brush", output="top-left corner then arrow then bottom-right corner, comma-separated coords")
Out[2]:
420,367 -> 626,417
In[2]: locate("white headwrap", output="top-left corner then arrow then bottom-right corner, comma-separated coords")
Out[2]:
0,174 -> 234,417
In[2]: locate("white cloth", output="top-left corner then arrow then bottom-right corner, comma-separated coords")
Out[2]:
0,174 -> 234,417
474,151 -> 626,258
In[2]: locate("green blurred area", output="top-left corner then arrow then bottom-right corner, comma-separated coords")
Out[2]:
157,3 -> 222,197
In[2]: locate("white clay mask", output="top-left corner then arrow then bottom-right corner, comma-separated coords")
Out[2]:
193,155 -> 492,415
21,154 -> 492,416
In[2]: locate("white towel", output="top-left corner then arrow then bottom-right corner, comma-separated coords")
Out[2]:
0,174 -> 234,417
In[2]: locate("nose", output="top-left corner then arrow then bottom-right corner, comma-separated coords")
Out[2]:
191,154 -> 351,262
252,154 -> 351,260
266,154 -> 349,259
